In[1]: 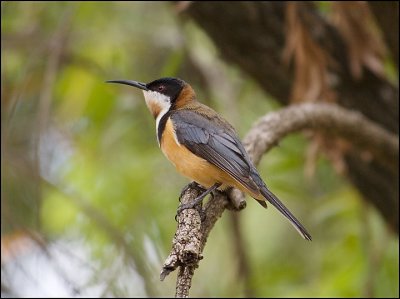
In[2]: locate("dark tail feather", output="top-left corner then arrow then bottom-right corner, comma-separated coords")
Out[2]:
260,186 -> 312,241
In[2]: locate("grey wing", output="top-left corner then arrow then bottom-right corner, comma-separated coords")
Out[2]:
171,110 -> 259,194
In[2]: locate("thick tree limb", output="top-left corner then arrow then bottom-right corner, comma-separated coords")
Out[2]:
243,103 -> 398,173
183,1 -> 399,230
161,102 -> 399,297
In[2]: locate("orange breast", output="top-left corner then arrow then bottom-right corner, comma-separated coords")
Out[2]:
160,119 -> 238,189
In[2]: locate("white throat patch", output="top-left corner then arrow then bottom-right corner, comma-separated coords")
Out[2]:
143,90 -> 171,145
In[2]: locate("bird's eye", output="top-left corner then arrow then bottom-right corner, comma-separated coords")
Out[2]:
158,85 -> 165,92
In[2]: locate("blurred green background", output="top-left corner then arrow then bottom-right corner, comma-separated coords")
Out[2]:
1,2 -> 398,297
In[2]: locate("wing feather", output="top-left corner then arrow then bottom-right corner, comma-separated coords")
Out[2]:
171,110 -> 259,194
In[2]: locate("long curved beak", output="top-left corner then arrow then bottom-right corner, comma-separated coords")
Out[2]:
106,79 -> 148,91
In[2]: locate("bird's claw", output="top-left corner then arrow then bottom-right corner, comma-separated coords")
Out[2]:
179,181 -> 204,202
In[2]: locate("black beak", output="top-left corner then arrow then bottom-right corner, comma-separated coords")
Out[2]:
106,79 -> 148,91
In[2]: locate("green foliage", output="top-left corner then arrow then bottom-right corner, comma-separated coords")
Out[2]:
2,2 -> 398,298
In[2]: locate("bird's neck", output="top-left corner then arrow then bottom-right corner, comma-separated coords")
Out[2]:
174,84 -> 197,109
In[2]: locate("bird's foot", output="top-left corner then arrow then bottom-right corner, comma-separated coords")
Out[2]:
176,182 -> 222,215
177,192 -> 207,214
179,181 -> 204,202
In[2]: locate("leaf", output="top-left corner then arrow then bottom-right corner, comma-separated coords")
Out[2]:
330,2 -> 386,80
283,2 -> 336,103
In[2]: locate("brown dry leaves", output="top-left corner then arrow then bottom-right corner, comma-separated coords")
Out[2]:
330,2 -> 386,80
283,2 -> 386,176
283,2 -> 336,103
283,2 -> 386,103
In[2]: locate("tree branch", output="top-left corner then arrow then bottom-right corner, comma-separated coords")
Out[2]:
160,184 -> 230,298
243,102 -> 398,172
160,185 -> 203,284
161,102 -> 399,297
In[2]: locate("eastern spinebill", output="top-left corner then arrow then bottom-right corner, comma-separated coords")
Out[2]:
107,77 -> 311,240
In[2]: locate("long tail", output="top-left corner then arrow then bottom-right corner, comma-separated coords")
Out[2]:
259,185 -> 312,241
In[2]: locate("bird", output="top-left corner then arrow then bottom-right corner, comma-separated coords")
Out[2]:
107,77 -> 311,240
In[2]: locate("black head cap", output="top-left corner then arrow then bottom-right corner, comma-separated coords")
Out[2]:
146,77 -> 186,103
